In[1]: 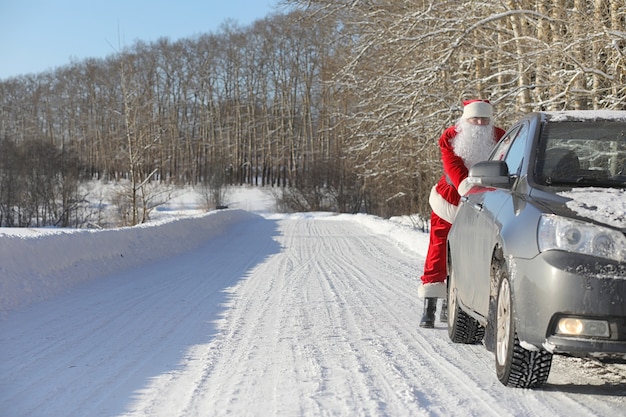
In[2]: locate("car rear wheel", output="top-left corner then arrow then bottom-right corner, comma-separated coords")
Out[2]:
494,268 -> 552,388
447,264 -> 485,344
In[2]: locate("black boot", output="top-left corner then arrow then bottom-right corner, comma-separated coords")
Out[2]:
419,297 -> 437,328
439,297 -> 448,322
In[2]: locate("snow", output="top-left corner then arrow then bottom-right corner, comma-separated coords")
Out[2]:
559,187 -> 626,229
544,110 -> 626,122
1,186 -> 626,417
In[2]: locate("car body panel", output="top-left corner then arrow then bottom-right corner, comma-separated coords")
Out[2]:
512,251 -> 626,353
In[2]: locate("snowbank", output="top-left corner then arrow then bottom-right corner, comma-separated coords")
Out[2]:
0,209 -> 258,313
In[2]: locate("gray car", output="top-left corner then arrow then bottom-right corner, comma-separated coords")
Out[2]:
446,111 -> 626,388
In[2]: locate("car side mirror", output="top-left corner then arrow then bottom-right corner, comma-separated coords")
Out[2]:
467,160 -> 512,188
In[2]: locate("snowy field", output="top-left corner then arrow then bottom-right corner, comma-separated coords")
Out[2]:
1,186 -> 625,417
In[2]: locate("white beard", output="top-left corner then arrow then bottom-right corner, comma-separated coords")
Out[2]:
452,119 -> 496,169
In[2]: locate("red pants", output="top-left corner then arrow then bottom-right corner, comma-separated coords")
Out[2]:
421,211 -> 451,285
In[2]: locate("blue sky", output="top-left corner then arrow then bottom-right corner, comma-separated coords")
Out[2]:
0,0 -> 281,80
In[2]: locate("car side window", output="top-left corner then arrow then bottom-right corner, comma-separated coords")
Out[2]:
503,123 -> 529,176
489,123 -> 530,177
490,125 -> 520,161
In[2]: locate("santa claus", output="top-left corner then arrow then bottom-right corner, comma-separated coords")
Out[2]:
419,99 -> 506,328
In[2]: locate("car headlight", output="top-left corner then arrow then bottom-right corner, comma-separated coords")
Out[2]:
538,214 -> 626,262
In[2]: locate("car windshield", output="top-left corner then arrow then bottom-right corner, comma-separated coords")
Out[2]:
535,120 -> 626,188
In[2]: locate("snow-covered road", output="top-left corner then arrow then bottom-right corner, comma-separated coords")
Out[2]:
2,210 -> 626,416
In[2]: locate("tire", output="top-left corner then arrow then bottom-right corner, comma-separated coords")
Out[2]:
447,263 -> 485,344
494,267 -> 552,388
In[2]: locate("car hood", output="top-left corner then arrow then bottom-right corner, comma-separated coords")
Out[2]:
534,187 -> 626,230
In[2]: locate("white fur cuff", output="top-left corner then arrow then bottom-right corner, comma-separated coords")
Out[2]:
457,177 -> 473,196
418,282 -> 447,298
428,186 -> 458,224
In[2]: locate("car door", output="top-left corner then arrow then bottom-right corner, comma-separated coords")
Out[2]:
465,124 -> 530,317
453,127 -> 519,312
473,122 -> 530,316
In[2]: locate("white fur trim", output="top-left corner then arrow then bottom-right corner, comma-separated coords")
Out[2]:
418,282 -> 447,298
457,177 -> 473,196
428,185 -> 458,224
462,101 -> 493,119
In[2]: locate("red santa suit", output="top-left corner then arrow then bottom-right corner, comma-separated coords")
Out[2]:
418,100 -> 506,299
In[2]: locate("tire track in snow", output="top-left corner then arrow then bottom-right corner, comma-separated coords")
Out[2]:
299,219 -> 509,417
143,215 -> 625,416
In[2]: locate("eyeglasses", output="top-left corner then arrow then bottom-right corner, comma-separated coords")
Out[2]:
467,117 -> 491,125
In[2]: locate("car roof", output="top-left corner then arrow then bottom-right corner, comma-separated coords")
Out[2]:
538,110 -> 626,122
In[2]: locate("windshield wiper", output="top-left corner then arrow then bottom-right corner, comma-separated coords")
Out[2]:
546,177 -> 623,187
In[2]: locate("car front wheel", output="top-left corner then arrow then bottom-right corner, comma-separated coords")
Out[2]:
494,265 -> 552,388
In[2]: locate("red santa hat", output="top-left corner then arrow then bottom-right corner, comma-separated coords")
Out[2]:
462,99 -> 493,119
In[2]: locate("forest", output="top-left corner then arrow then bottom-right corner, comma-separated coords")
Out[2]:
0,0 -> 624,228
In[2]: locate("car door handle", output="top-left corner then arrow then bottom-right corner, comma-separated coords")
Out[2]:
461,196 -> 484,211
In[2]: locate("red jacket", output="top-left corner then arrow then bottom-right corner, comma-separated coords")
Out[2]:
429,126 -> 506,223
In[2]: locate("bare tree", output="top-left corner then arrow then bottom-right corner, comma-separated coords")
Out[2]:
1,2 -> 624,226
